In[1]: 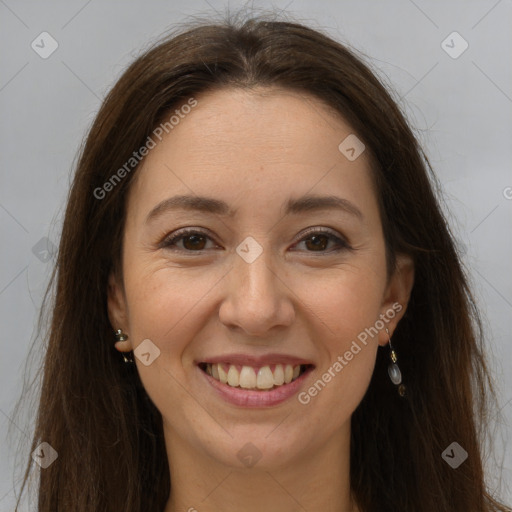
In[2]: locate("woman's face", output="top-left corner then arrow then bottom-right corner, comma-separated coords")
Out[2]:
108,87 -> 413,471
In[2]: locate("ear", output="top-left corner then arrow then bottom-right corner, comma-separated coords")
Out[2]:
377,253 -> 415,347
107,271 -> 133,353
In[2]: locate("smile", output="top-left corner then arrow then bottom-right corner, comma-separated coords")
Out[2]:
198,362 -> 312,391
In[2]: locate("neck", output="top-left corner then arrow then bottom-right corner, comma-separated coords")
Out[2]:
162,421 -> 358,512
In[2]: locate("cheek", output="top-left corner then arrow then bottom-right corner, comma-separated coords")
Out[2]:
289,267 -> 385,417
295,340 -> 377,453
302,282 -> 382,385
121,268 -> 219,416
291,260 -> 387,339
123,265 -> 221,348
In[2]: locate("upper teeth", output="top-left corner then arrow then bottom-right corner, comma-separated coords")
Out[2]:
205,363 -> 302,390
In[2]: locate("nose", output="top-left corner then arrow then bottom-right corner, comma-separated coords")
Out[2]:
218,244 -> 295,337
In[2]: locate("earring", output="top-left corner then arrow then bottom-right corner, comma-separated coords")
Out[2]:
386,328 -> 406,397
114,329 -> 133,363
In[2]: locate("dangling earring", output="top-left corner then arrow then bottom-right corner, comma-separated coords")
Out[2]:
114,329 -> 133,363
386,328 -> 406,397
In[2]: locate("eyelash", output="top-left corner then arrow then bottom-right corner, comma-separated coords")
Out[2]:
159,227 -> 351,254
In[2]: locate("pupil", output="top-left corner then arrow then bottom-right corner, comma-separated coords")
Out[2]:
308,235 -> 327,251
185,235 -> 205,250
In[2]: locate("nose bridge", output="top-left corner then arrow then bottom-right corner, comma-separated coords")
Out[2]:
220,236 -> 293,334
234,238 -> 280,304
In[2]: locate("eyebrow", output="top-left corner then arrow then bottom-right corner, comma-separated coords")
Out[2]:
145,193 -> 363,224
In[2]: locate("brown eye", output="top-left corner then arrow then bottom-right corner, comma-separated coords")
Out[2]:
293,229 -> 350,253
181,234 -> 208,251
304,233 -> 330,251
160,229 -> 215,252
160,227 -> 350,254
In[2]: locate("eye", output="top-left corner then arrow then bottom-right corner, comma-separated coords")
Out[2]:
159,227 -> 351,254
291,228 -> 351,253
159,228 -> 216,252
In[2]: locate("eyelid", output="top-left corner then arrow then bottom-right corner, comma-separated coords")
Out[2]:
296,226 -> 349,244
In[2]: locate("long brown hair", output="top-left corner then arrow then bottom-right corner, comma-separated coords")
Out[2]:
11,9 -> 510,512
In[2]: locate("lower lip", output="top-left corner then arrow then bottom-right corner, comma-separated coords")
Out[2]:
199,366 -> 313,407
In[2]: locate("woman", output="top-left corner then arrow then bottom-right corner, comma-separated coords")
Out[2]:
13,12 -> 511,512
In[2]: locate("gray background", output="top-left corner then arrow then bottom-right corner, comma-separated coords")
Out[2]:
1,0 -> 511,509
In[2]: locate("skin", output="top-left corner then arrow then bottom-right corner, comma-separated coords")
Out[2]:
108,87 -> 414,512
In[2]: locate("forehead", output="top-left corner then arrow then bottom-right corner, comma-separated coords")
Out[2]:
127,87 -> 377,221
159,87 -> 358,163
